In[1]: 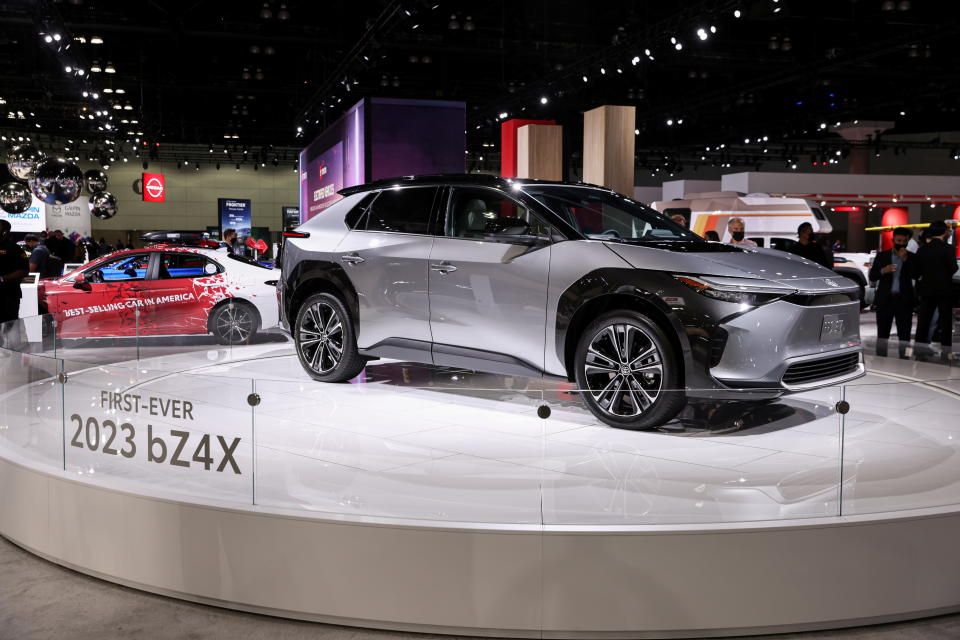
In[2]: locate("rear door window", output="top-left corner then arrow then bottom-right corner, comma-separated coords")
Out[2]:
363,186 -> 439,235
159,252 -> 222,279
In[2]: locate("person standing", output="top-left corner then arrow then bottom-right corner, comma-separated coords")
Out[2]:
24,234 -> 63,278
788,222 -> 831,268
913,220 -> 958,349
0,219 -> 30,325
670,213 -> 688,228
222,228 -> 238,255
726,217 -> 757,247
869,227 -> 915,342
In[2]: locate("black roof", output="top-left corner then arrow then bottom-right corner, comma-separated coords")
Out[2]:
339,174 -> 600,196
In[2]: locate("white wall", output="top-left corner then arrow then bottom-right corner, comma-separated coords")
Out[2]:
661,180 -> 721,201
720,172 -> 960,196
80,160 -> 298,243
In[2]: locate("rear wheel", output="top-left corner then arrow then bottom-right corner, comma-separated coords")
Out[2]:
294,292 -> 366,382
574,311 -> 686,430
210,301 -> 259,345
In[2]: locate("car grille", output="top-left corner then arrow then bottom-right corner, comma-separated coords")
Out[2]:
782,353 -> 861,386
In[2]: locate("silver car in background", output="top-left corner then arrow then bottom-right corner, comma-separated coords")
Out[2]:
279,175 -> 864,430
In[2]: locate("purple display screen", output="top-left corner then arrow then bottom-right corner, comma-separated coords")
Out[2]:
368,99 -> 465,181
298,98 -> 464,223
300,141 -> 344,220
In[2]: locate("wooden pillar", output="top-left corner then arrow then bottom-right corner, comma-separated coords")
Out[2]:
582,105 -> 636,196
516,124 -> 562,181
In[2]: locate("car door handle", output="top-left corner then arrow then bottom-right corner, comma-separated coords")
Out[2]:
430,261 -> 458,275
340,253 -> 365,265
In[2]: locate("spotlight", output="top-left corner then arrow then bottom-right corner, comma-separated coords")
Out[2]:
540,96 -> 548,104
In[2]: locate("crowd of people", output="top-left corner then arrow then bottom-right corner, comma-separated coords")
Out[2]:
870,221 -> 958,352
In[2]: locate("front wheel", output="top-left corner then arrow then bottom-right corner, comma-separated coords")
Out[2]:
294,292 -> 366,382
574,311 -> 686,430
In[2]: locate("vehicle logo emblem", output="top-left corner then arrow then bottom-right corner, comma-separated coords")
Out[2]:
619,364 -> 631,376
824,278 -> 840,288
146,177 -> 164,199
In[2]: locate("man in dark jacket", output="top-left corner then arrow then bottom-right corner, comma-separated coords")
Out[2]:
0,219 -> 29,325
913,220 -> 958,347
788,222 -> 832,268
869,227 -> 916,342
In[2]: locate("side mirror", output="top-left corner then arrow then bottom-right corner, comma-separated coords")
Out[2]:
482,233 -> 549,247
72,273 -> 92,291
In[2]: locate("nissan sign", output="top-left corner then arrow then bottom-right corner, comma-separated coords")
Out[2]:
142,172 -> 166,203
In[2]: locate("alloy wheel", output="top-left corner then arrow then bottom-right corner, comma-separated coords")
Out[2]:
216,305 -> 254,343
582,323 -> 664,417
298,301 -> 344,374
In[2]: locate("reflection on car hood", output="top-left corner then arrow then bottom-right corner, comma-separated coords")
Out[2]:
605,242 -> 858,292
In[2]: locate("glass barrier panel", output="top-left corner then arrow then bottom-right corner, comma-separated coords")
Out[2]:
0,324 -> 64,471
537,383 -> 845,525
4,313 -> 58,355
61,361 -> 253,507
252,363 -> 548,524
52,308 -> 142,367
839,376 -> 960,516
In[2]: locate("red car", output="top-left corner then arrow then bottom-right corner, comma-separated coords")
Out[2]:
40,245 -> 279,343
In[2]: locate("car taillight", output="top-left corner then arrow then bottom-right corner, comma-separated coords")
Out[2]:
282,231 -> 310,239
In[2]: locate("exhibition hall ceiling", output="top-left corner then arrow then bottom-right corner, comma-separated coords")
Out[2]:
2,0 -> 960,169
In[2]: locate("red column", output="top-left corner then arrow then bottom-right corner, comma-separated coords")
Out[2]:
500,119 -> 555,177
953,205 -> 960,257
880,207 -> 908,251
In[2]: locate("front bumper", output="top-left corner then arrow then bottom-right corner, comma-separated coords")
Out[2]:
708,297 -> 864,392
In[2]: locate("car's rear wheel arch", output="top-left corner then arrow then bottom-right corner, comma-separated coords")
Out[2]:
287,264 -> 359,333
564,293 -> 685,386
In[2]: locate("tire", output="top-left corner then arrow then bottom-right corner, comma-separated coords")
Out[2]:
210,301 -> 259,345
294,292 -> 366,382
574,310 -> 686,430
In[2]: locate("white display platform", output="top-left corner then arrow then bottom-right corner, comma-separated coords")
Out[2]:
2,341 -> 960,637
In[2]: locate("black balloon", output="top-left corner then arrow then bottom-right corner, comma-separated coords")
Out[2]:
84,169 -> 108,194
89,191 -> 118,219
29,157 -> 84,205
0,181 -> 33,214
6,144 -> 44,181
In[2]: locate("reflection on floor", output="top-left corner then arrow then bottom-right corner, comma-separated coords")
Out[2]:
1,328 -> 959,527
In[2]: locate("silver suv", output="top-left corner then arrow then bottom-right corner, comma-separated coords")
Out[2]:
279,175 -> 864,430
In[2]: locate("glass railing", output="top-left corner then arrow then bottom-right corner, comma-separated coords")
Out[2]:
2,312 -> 958,526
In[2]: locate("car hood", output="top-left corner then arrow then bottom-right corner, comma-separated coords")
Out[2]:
605,242 -> 857,293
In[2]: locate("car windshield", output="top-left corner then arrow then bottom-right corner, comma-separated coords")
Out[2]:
523,185 -> 703,243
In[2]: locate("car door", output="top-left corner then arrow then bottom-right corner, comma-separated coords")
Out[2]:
51,252 -> 154,337
428,186 -> 552,375
138,251 -> 226,335
332,185 -> 439,353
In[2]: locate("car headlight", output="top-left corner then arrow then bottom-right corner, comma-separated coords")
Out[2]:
673,275 -> 796,306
